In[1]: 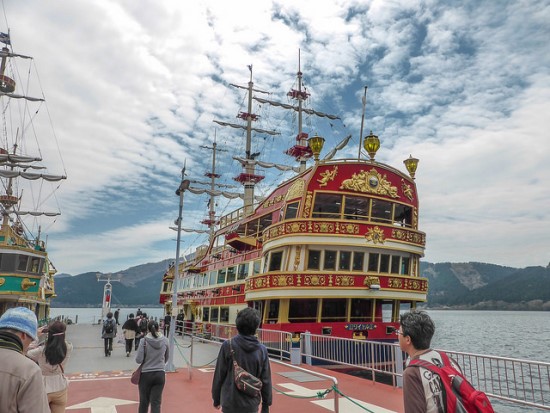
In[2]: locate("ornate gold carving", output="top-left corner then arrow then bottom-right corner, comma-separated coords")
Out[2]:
303,191 -> 313,218
335,275 -> 354,286
401,179 -> 413,201
363,276 -> 381,288
317,166 -> 338,187
293,246 -> 302,271
254,277 -> 267,289
21,278 -> 36,291
365,226 -> 385,244
391,229 -> 425,245
413,208 -> 418,228
342,223 -> 359,234
272,275 -> 294,287
388,278 -> 403,288
340,168 -> 399,198
313,222 -> 334,233
286,179 -> 305,200
303,275 -> 326,286
0,277 -> 4,287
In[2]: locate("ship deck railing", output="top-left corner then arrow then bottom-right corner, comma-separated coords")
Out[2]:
189,323 -> 550,411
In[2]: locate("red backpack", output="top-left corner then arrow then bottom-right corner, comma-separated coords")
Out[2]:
408,351 -> 494,413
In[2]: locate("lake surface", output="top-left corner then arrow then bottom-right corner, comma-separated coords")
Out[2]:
50,306 -> 164,325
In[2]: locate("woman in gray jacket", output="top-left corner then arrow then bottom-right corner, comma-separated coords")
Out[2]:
135,320 -> 169,413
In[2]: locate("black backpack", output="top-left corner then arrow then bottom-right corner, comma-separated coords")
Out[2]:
104,319 -> 114,334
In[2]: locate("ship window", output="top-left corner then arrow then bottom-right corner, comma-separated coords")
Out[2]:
285,202 -> 299,220
367,253 -> 379,272
253,260 -> 261,275
226,266 -> 236,282
371,199 -> 392,223
203,307 -> 210,322
237,263 -> 249,280
217,268 -> 226,284
17,255 -> 29,272
258,214 -> 273,233
324,250 -> 336,270
339,251 -> 351,271
210,307 -> 219,323
401,257 -> 410,275
307,250 -> 321,270
209,271 -> 217,285
321,298 -> 347,322
202,274 -> 210,287
394,204 -> 412,227
352,252 -> 365,271
380,254 -> 390,273
266,300 -> 279,324
268,251 -> 283,271
220,307 -> 230,323
312,193 -> 342,218
0,253 -> 15,272
344,196 -> 370,220
399,302 -> 412,314
288,299 -> 318,323
30,257 -> 41,273
381,301 -> 394,322
390,256 -> 400,274
350,299 -> 373,321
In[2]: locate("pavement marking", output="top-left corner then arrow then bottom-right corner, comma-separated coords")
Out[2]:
277,382 -> 331,397
67,396 -> 137,412
313,396 -> 397,413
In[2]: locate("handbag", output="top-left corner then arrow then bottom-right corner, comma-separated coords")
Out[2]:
131,341 -> 147,385
229,338 -> 263,398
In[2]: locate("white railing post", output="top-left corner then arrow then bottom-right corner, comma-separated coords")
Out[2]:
304,331 -> 312,365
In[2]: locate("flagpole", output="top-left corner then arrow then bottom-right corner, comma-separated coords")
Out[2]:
166,163 -> 190,372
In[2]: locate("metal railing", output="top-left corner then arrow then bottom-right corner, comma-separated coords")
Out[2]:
297,332 -> 550,411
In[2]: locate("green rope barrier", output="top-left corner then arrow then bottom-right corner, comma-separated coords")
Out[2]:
331,385 -> 375,413
173,338 -> 218,368
272,386 -> 332,399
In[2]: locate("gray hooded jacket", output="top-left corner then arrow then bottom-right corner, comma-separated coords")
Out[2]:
135,333 -> 169,373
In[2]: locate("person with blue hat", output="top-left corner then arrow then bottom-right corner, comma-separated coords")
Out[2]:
0,306 -> 50,413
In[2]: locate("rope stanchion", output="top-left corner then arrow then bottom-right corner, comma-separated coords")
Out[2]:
173,337 -> 218,368
273,386 -> 332,399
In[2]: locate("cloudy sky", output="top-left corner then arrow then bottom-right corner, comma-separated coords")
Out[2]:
3,0 -> 549,275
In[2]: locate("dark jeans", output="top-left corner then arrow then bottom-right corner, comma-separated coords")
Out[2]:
138,370 -> 165,413
125,338 -> 134,354
103,337 -> 113,356
135,335 -> 141,351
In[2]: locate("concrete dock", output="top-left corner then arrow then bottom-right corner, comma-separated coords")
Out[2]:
63,323 -> 405,412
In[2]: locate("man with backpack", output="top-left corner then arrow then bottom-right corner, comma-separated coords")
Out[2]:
398,310 -> 494,413
101,312 -> 117,357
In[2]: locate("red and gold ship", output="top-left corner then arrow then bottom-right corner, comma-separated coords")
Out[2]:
160,62 -> 427,343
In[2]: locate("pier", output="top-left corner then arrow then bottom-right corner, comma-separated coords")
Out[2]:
64,323 -> 404,412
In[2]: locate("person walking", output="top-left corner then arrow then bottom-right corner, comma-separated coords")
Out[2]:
163,313 -> 171,337
27,320 -> 73,413
212,307 -> 272,413
135,313 -> 148,351
0,307 -> 50,413
176,311 -> 184,335
122,313 -> 139,357
101,312 -> 117,357
135,320 -> 169,413
398,309 -> 462,413
114,308 -> 121,325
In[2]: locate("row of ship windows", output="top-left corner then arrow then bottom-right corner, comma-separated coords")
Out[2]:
198,299 -> 413,324
286,193 -> 414,228
267,250 -> 411,275
0,253 -> 44,274
177,250 -> 411,291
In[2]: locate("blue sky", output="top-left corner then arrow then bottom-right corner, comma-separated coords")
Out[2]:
4,0 -> 549,275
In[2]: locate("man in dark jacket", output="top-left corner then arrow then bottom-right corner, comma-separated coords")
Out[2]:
212,307 -> 272,413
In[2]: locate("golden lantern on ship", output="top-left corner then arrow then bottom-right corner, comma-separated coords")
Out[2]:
308,134 -> 325,162
403,154 -> 419,179
363,131 -> 380,161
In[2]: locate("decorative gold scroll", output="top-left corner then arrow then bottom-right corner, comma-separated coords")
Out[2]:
365,226 -> 385,244
286,179 -> 305,200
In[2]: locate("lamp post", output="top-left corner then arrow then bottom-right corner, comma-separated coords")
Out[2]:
166,165 -> 190,372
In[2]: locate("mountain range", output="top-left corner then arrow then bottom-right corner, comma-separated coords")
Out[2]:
51,259 -> 550,310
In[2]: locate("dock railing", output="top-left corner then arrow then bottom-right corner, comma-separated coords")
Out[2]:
297,332 -> 550,411
184,323 -> 550,410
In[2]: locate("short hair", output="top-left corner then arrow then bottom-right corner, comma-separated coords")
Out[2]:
106,312 -> 113,318
399,310 -> 435,350
235,307 -> 261,336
